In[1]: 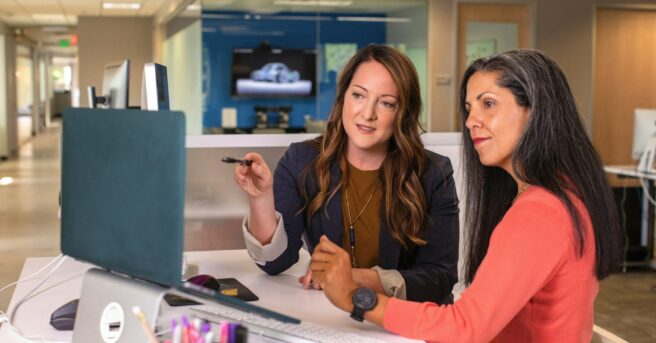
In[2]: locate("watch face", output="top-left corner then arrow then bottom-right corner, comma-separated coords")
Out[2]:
353,288 -> 377,311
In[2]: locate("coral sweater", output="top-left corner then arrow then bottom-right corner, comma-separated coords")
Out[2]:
383,186 -> 598,343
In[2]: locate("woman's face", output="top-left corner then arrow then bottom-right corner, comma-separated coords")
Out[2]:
342,60 -> 398,161
464,71 -> 530,174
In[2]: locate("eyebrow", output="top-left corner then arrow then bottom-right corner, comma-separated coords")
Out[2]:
475,91 -> 494,100
351,84 -> 398,99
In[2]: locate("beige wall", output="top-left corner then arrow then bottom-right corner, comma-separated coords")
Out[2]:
427,0 -> 656,134
0,22 -> 18,158
163,18 -> 202,135
536,0 -> 595,132
78,17 -> 154,108
428,0 -> 457,132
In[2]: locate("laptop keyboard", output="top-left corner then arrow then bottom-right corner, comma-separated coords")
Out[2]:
190,303 -> 388,343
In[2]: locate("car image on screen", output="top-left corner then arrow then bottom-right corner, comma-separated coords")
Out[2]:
250,63 -> 301,83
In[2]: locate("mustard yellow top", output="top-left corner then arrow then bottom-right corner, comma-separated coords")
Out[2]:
341,162 -> 382,268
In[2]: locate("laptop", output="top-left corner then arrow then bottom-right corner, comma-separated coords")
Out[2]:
61,108 -> 298,342
61,108 -> 186,287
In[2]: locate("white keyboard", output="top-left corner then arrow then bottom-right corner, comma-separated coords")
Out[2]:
190,303 -> 387,343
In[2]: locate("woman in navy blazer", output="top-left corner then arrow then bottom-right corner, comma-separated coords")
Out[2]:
233,45 -> 459,304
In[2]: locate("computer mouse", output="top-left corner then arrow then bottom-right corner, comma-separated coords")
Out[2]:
50,298 -> 79,331
187,274 -> 221,292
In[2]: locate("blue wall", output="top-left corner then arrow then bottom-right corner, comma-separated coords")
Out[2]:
202,11 -> 386,129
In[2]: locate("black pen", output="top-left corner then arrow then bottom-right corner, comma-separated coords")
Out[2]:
221,157 -> 253,166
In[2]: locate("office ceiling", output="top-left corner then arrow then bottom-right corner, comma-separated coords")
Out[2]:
0,0 -> 170,27
203,0 -> 425,14
0,0 -> 424,27
0,0 -> 423,56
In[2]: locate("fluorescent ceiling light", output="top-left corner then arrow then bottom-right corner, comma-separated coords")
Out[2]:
337,16 -> 410,23
32,14 -> 66,20
274,0 -> 353,6
187,4 -> 201,11
0,177 -> 14,186
103,2 -> 142,10
42,26 -> 69,32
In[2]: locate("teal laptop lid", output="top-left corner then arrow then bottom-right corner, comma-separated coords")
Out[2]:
61,108 -> 185,287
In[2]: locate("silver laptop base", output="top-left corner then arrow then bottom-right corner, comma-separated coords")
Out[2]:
72,268 -> 166,343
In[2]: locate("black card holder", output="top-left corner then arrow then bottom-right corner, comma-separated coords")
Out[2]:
165,277 -> 259,306
217,277 -> 259,302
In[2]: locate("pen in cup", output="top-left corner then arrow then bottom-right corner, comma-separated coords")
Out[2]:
221,157 -> 253,166
132,306 -> 158,343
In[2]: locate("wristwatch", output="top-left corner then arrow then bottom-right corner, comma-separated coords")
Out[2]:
350,287 -> 378,322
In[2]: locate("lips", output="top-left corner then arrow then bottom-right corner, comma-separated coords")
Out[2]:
472,137 -> 489,145
356,124 -> 375,133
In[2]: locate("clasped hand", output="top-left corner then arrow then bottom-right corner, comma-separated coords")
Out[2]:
309,235 -> 359,312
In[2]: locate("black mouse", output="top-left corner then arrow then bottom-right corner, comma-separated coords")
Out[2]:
187,274 -> 221,292
50,298 -> 79,331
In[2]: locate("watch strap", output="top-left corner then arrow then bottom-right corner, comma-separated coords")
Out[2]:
350,307 -> 365,322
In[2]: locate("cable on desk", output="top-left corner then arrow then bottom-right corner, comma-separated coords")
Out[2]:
0,254 -> 67,343
0,254 -> 64,295
8,255 -> 68,324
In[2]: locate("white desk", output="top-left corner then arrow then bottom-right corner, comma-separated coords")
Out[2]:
604,165 -> 656,267
8,250 -> 418,342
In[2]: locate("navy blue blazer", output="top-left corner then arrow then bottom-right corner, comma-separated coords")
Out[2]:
261,141 -> 460,304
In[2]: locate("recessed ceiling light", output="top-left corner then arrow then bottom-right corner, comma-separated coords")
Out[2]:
273,0 -> 353,6
0,177 -> 14,186
103,3 -> 142,10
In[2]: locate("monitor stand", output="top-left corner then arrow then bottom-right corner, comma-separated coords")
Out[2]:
638,136 -> 656,173
72,268 -> 167,343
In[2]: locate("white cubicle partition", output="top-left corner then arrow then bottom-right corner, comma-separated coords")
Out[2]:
184,133 -> 465,291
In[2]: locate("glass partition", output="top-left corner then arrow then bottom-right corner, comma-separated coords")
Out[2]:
199,0 -> 428,134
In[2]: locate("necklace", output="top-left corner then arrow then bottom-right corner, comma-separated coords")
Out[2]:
513,184 -> 530,204
345,187 -> 375,268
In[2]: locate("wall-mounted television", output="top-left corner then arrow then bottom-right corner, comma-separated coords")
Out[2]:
231,48 -> 317,97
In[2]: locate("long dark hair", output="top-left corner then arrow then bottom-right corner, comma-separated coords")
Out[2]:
302,44 -> 427,248
460,49 -> 622,283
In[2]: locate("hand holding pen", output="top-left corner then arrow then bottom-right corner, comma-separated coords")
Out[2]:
230,153 -> 274,199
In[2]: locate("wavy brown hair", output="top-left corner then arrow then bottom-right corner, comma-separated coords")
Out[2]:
301,44 -> 427,248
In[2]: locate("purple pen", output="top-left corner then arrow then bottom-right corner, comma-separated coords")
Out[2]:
197,322 -> 211,343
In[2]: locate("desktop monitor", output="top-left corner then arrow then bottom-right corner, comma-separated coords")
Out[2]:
632,108 -> 656,171
141,62 -> 170,111
100,59 -> 130,109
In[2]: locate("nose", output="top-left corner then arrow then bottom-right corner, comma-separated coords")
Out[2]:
465,108 -> 481,130
360,98 -> 377,121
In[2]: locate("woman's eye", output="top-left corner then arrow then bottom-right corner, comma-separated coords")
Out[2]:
381,101 -> 396,109
352,92 -> 364,100
484,100 -> 494,108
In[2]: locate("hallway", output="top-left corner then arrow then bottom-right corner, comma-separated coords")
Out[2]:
0,123 -> 61,311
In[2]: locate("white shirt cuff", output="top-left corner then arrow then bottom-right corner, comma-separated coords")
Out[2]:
242,211 -> 288,265
372,266 -> 407,300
